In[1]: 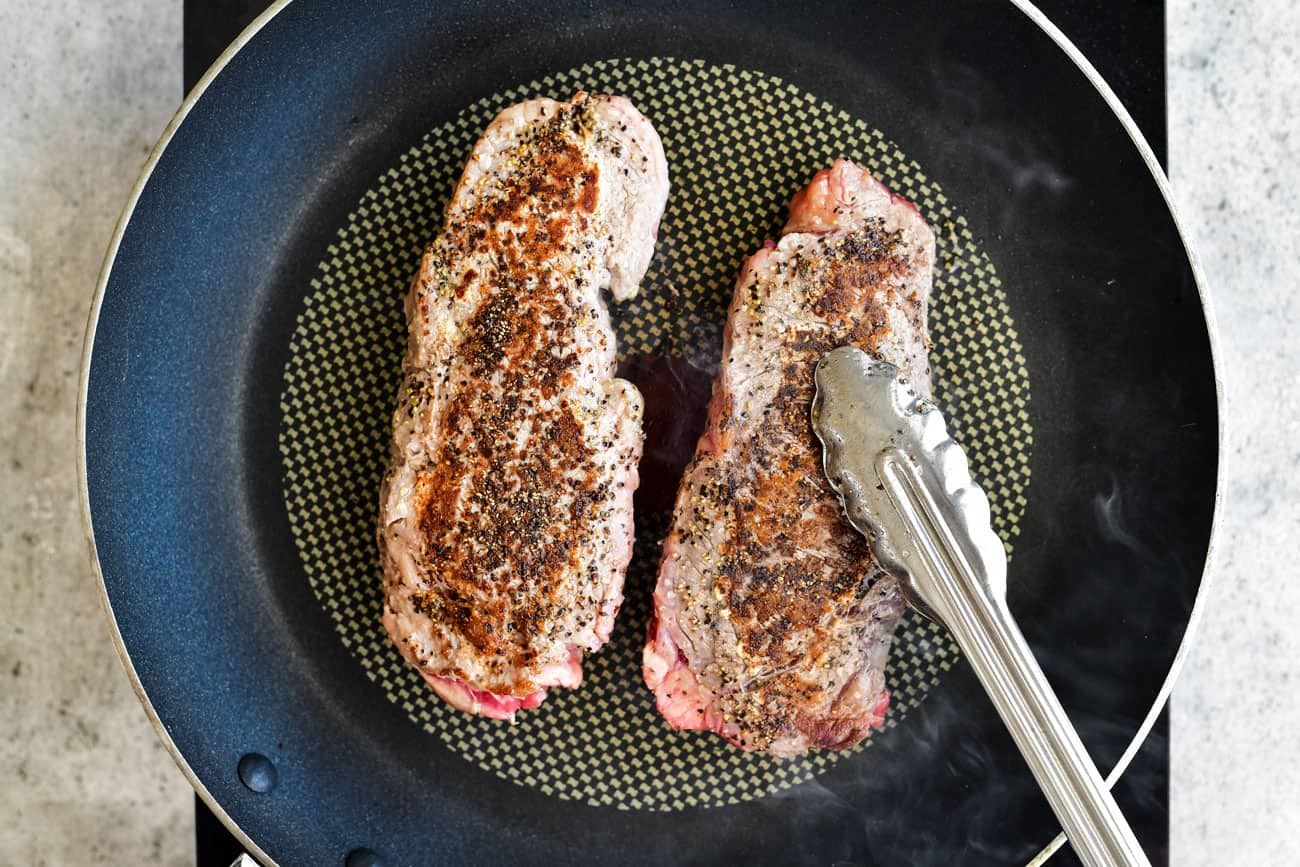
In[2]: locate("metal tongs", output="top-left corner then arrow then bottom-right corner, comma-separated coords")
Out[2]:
811,347 -> 1150,867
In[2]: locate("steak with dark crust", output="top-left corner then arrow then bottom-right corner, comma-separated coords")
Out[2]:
643,159 -> 933,755
380,93 -> 668,720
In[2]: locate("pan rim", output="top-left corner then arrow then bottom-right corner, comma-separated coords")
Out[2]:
77,3 -> 295,865
76,1 -> 1224,864
1008,3 -> 1225,859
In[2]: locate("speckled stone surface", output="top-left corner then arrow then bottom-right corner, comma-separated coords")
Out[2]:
1167,1 -> 1300,864
0,3 -> 191,866
0,1 -> 1293,864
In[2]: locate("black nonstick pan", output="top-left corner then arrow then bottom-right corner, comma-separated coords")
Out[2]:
79,1 -> 1221,864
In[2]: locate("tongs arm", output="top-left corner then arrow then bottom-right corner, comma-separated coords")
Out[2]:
879,450 -> 1149,867
812,346 -> 1150,867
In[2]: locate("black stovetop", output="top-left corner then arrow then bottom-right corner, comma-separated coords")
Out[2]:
182,2 -> 1170,864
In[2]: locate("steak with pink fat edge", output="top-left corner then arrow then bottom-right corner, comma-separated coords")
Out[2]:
643,159 -> 934,755
379,94 -> 669,720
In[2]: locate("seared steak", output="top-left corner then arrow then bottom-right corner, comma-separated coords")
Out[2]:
643,159 -> 934,754
380,94 -> 669,720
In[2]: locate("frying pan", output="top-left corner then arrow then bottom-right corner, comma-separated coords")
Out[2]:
79,1 -> 1221,864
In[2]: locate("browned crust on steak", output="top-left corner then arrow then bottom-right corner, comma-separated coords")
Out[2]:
691,234 -> 924,744
410,107 -> 605,683
647,160 -> 932,753
380,94 -> 667,706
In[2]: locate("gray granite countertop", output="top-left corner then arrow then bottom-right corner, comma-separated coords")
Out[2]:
1167,1 -> 1300,862
1,1 -> 1295,864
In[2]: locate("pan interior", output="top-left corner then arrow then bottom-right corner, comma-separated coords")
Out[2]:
278,56 -> 1033,810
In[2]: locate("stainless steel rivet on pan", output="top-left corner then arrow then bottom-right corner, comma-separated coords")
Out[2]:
236,753 -> 277,794
345,848 -> 382,867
